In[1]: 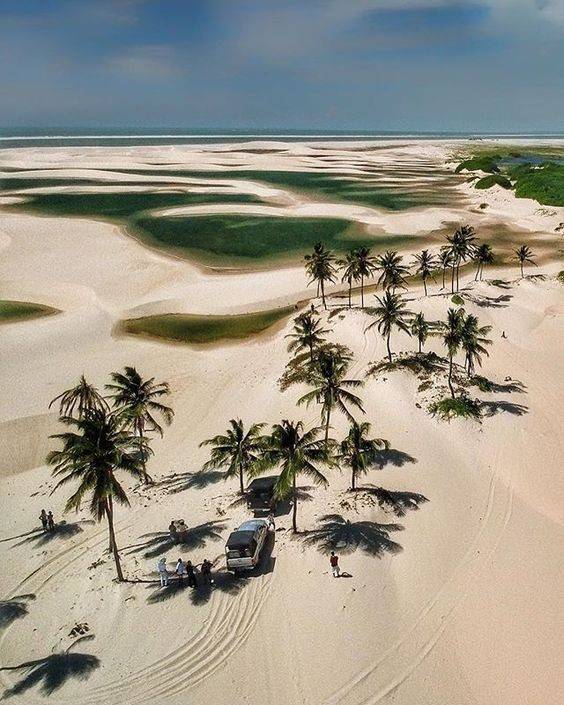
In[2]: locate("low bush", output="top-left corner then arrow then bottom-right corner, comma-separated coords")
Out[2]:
429,395 -> 482,421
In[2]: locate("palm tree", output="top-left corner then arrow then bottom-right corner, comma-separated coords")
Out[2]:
411,312 -> 430,354
354,246 -> 377,308
473,243 -> 494,281
412,249 -> 437,296
304,242 -> 337,309
285,311 -> 330,364
340,421 -> 389,490
337,250 -> 359,309
461,314 -> 492,376
439,308 -> 465,397
366,291 -> 411,362
261,420 -> 329,532
298,350 -> 364,444
47,409 -> 147,581
375,250 -> 410,292
445,225 -> 477,292
514,245 -> 537,278
49,376 -> 107,419
438,248 -> 453,290
199,419 -> 266,495
105,367 -> 174,484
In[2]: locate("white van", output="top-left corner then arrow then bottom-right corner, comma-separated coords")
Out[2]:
225,519 -> 270,573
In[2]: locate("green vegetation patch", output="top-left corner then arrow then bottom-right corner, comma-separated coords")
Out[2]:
556,271 -> 564,284
429,395 -> 481,421
455,156 -> 500,174
0,300 -> 59,323
507,163 -> 564,207
120,306 -> 295,345
475,174 -> 512,190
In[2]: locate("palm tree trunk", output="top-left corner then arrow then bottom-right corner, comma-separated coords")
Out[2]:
292,476 -> 298,532
448,353 -> 455,398
450,264 -> 455,293
475,263 -> 480,281
325,405 -> 331,445
423,277 -> 427,296
108,495 -> 114,553
239,461 -> 245,495
139,427 -> 153,485
456,261 -> 460,292
106,500 -> 124,582
351,467 -> 356,491
520,262 -> 524,278
361,274 -> 364,309
348,280 -> 352,308
386,332 -> 392,363
442,266 -> 446,289
418,336 -> 422,354
309,342 -> 314,364
321,280 -> 327,310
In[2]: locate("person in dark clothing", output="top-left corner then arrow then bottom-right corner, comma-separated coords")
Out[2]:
201,559 -> 213,585
47,511 -> 55,532
39,509 -> 48,532
186,560 -> 197,588
330,551 -> 340,578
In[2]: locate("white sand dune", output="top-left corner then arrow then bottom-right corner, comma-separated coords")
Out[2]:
0,140 -> 562,705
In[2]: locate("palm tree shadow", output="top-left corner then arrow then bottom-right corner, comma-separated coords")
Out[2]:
146,578 -> 193,604
0,651 -> 100,698
13,521 -> 94,548
490,279 -> 512,289
468,294 -> 512,308
362,486 -> 429,517
156,471 -> 224,494
124,521 -> 226,559
480,400 -> 529,416
0,594 -> 36,629
372,448 -> 417,469
302,514 -> 403,557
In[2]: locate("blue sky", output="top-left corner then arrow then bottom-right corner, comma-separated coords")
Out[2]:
1,0 -> 563,131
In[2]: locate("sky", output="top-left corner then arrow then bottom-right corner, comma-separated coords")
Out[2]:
1,0 -> 563,132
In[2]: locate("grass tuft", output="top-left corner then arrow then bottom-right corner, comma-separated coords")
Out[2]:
475,174 -> 512,190
429,395 -> 481,421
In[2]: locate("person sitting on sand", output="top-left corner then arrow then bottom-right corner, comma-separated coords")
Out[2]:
267,513 -> 275,531
201,559 -> 213,585
157,557 -> 169,587
176,558 -> 187,581
186,560 -> 197,588
169,520 -> 178,543
47,511 -> 55,532
330,551 -> 340,578
39,509 -> 48,532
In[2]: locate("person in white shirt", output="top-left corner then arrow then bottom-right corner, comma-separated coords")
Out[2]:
175,558 -> 187,581
157,557 -> 169,587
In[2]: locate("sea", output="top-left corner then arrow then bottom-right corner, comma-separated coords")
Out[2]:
1,128 -> 563,149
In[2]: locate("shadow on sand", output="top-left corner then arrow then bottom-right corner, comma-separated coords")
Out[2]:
373,448 -> 417,470
302,514 -> 403,557
155,470 -> 224,494
361,486 -> 429,517
12,521 -> 94,548
480,400 -> 529,417
0,594 -> 36,629
0,647 -> 99,698
124,521 -> 226,559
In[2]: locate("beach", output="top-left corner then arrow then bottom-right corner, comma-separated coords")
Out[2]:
0,139 -> 563,705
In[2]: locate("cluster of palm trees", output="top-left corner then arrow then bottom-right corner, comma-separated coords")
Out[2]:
46,368 -> 174,581
304,226 -> 537,310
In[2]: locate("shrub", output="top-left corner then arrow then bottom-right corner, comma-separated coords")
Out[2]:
475,174 -> 512,190
557,271 -> 564,284
429,396 -> 482,421
451,294 -> 464,306
455,157 -> 499,174
470,375 -> 494,392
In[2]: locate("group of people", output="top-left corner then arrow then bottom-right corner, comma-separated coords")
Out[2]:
156,556 -> 213,589
39,509 -> 56,532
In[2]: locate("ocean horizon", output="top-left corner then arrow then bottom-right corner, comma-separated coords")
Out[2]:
2,127 -> 564,149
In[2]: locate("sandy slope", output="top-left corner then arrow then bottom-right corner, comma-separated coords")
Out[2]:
0,140 -> 563,705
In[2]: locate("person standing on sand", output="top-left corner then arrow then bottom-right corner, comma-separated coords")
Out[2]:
157,557 -> 169,587
176,558 -> 187,581
47,511 -> 55,532
330,551 -> 340,578
201,559 -> 213,585
186,560 -> 197,588
39,509 -> 48,532
169,520 -> 178,544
